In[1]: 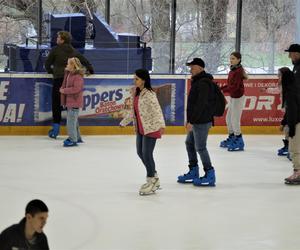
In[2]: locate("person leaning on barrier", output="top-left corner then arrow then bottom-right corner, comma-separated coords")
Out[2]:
45,30 -> 94,139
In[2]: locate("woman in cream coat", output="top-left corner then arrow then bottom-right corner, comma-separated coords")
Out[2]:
120,69 -> 165,195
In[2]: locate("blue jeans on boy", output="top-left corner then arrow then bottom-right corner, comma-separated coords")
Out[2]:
67,108 -> 81,142
185,122 -> 213,171
136,133 -> 157,177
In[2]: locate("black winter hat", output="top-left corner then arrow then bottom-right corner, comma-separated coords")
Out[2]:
186,58 -> 205,68
285,44 -> 300,53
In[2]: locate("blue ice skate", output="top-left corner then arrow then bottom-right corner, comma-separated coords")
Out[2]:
48,123 -> 60,139
63,138 -> 78,147
177,165 -> 199,183
193,169 -> 216,187
220,134 -> 234,148
228,135 -> 244,151
277,139 -> 288,156
77,138 -> 84,143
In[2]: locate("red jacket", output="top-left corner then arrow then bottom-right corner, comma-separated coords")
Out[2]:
60,71 -> 84,108
222,66 -> 245,98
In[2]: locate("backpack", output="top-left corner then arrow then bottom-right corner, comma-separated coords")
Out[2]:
211,82 -> 226,117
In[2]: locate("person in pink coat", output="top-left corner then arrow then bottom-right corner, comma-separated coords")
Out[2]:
60,57 -> 84,147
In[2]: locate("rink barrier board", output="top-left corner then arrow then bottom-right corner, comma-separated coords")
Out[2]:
0,126 -> 281,135
0,73 -> 284,135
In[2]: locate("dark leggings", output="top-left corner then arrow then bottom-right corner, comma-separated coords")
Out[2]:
51,78 -> 64,123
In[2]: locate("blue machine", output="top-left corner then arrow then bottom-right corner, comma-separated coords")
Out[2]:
3,13 -> 152,74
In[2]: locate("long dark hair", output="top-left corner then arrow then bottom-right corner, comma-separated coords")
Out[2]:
230,51 -> 248,80
135,69 -> 153,96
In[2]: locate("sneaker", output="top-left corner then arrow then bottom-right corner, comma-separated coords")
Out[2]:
285,170 -> 300,184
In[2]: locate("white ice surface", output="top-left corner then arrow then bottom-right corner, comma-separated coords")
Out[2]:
0,135 -> 299,250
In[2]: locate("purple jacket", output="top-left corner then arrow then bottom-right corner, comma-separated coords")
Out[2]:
60,71 -> 84,108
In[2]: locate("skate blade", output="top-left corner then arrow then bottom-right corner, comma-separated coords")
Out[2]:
139,191 -> 156,196
228,148 -> 244,152
177,180 -> 194,184
285,181 -> 300,185
193,183 -> 216,187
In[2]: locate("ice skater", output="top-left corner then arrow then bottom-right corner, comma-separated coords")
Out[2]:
277,67 -> 291,159
60,57 -> 85,147
283,44 -> 300,184
0,199 -> 49,250
120,69 -> 166,195
177,58 -> 216,186
220,52 -> 248,151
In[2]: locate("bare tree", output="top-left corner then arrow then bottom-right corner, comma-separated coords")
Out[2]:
243,0 -> 295,73
1,0 -> 39,32
170,0 -> 231,73
150,0 -> 171,73
194,0 -> 229,73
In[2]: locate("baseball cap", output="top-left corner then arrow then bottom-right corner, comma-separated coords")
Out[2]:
285,44 -> 300,52
186,58 -> 205,68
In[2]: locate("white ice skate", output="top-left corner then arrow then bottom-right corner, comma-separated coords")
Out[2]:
140,173 -> 160,190
139,177 -> 160,196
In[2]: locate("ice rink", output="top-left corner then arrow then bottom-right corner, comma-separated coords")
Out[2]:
0,134 -> 299,250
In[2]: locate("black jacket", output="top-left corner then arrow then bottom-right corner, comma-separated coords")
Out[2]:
187,71 -> 214,124
0,218 -> 49,250
45,43 -> 94,79
293,59 -> 300,93
282,62 -> 300,137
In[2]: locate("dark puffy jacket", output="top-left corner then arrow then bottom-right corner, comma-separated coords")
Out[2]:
45,43 -> 94,79
187,71 -> 214,124
282,64 -> 300,137
293,59 -> 300,93
0,218 -> 49,250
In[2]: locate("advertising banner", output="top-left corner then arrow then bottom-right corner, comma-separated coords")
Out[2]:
0,75 -> 185,126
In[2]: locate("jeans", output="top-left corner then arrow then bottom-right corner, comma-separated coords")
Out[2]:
185,122 -> 213,171
52,78 -> 64,123
67,108 -> 81,142
136,133 -> 157,177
